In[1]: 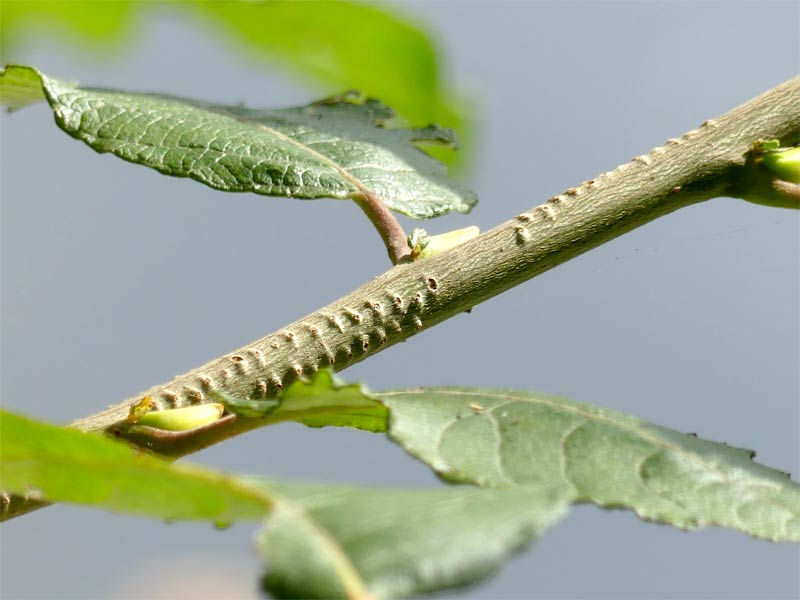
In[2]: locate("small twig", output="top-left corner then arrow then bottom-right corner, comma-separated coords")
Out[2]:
353,191 -> 410,264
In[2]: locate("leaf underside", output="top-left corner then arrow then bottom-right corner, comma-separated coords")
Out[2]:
379,388 -> 800,543
3,373 -> 799,599
0,64 -> 476,219
0,408 -> 570,599
252,480 -> 571,600
0,410 -> 270,522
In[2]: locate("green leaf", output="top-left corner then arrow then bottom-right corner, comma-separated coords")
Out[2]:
379,388 -> 800,542
218,369 -> 389,433
0,1 -> 134,54
191,2 -> 451,128
1,2 -> 467,142
1,406 -> 569,598
251,480 -> 571,599
0,64 -> 46,111
0,64 -> 475,219
0,409 -> 270,522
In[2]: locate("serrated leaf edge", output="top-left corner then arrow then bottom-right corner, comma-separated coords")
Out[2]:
380,388 -> 799,541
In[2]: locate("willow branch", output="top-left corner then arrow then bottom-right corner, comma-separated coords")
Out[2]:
4,77 -> 799,521
74,76 -> 799,434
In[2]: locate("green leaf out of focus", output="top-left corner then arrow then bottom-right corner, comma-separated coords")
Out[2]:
0,405 -> 570,599
4,377 -> 799,597
0,409 -> 271,522
380,388 -> 800,543
0,1 -> 135,50
0,65 -> 476,219
0,0 -> 469,161
0,62 -> 45,110
250,480 -> 571,600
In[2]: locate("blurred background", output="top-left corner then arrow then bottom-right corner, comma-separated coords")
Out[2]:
1,1 -> 798,598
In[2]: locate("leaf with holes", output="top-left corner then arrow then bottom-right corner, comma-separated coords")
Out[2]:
379,388 -> 800,542
0,64 -> 476,219
251,480 -> 571,599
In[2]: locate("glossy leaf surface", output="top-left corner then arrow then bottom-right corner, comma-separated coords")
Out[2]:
0,65 -> 476,218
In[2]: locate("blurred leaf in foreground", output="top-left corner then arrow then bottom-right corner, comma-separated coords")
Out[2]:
0,0 -> 470,158
0,0 -> 135,55
193,1 -> 454,127
0,408 -> 571,598
251,480 -> 571,599
0,409 -> 269,522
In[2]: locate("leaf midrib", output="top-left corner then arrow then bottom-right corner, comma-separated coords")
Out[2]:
55,81 -> 379,201
264,487 -> 371,600
222,107 -> 376,201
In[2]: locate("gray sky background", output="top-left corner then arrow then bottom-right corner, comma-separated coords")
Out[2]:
1,2 -> 798,598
